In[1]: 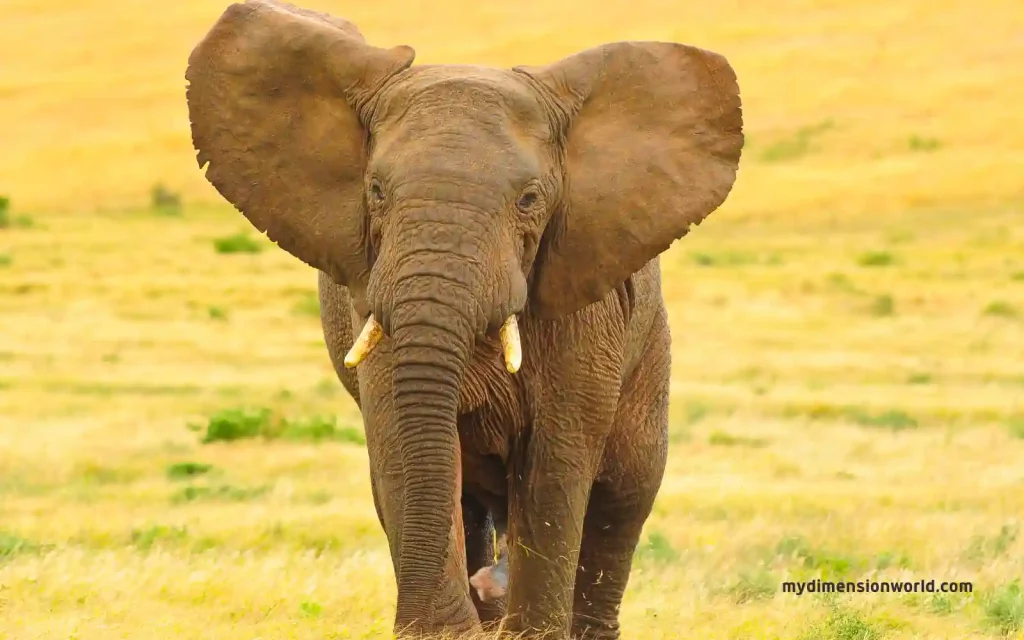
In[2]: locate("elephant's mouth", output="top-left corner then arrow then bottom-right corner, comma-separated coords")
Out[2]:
344,313 -> 523,374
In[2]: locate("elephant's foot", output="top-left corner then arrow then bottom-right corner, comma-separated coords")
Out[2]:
394,570 -> 484,638
393,612 -> 482,639
570,619 -> 621,640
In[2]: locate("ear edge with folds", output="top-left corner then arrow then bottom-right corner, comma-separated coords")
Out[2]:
185,0 -> 414,306
514,41 -> 743,320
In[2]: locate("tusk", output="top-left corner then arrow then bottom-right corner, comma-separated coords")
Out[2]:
344,314 -> 384,368
499,315 -> 522,374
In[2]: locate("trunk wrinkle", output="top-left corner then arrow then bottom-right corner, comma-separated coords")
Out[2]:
390,293 -> 477,631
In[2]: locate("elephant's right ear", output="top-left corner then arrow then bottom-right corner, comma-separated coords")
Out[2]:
515,42 -> 742,320
186,0 -> 414,311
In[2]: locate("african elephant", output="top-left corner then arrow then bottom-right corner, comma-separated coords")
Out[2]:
185,1 -> 743,637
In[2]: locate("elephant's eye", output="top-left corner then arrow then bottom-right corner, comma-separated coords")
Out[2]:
516,189 -> 539,212
369,178 -> 386,205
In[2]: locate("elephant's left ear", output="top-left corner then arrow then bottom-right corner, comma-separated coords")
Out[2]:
515,42 -> 743,319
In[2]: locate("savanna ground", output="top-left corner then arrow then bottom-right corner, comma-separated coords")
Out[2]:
1,0 -> 1023,638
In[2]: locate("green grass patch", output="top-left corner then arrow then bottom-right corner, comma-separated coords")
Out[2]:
908,135 -> 942,152
1008,416 -> 1024,440
278,415 -> 366,444
797,600 -> 883,640
130,524 -> 189,551
166,461 -> 214,480
292,291 -> 321,317
906,373 -> 932,385
925,592 -> 957,616
760,119 -> 835,163
0,197 -> 34,229
150,183 -> 182,215
825,272 -> 863,294
988,523 -> 1018,557
983,580 -> 1024,636
207,305 -> 229,321
857,251 -> 897,267
849,409 -> 917,431
867,294 -> 895,317
774,535 -> 869,580
213,232 -> 263,255
195,407 -> 270,442
727,568 -> 778,604
634,531 -> 680,565
785,404 -> 918,431
687,251 -> 780,268
300,601 -> 323,618
708,430 -> 770,448
194,407 -> 366,445
681,400 -> 712,425
965,523 -> 1019,562
983,301 -> 1018,319
669,399 -> 730,444
171,483 -> 270,504
0,532 -> 40,559
872,550 -> 913,571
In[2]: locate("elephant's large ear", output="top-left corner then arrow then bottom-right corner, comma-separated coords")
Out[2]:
186,0 -> 414,311
515,42 -> 743,319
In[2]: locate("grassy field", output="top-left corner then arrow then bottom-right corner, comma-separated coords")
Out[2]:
1,0 -> 1023,638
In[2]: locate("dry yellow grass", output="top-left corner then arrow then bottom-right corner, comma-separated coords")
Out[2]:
1,0 -> 1024,638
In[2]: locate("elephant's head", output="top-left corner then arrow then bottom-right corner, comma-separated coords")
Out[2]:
186,0 -> 742,631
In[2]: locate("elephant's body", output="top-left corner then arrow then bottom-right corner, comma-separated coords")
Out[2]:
187,2 -> 741,635
319,259 -> 671,637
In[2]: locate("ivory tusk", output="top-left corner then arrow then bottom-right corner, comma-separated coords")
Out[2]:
499,315 -> 522,374
344,314 -> 384,368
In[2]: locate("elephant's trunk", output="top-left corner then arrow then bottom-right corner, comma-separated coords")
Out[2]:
388,271 -> 478,630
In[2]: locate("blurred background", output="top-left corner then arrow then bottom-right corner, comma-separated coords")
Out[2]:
1,1 -> 1022,638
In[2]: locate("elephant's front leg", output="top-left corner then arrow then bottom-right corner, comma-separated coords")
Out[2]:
503,395 -> 618,638
571,313 -> 671,640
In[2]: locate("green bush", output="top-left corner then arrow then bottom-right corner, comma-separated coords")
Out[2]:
166,462 -> 214,480
213,232 -> 263,254
857,251 -> 896,267
194,407 -> 365,445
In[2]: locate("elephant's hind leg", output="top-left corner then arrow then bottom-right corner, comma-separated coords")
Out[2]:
571,315 -> 671,640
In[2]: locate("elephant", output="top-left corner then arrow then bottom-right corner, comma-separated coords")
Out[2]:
185,1 -> 743,637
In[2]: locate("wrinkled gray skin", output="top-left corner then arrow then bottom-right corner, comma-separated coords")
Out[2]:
186,1 -> 743,637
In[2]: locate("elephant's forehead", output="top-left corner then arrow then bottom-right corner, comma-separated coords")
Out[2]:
369,66 -> 551,181
375,65 -> 552,139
